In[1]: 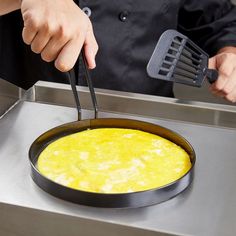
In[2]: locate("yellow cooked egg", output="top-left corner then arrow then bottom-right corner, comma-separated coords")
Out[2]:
38,128 -> 191,193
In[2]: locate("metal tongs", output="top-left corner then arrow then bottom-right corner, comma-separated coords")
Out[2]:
67,51 -> 98,120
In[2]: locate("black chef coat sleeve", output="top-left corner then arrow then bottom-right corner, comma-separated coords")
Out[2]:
178,0 -> 236,56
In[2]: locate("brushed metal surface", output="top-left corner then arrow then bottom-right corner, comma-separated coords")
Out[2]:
0,100 -> 236,236
0,79 -> 21,118
28,81 -> 236,128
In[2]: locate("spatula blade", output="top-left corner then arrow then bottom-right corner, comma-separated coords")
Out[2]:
147,29 -> 209,87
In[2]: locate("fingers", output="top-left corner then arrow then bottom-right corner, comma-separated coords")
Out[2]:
208,57 -> 216,70
53,21 -> 98,72
40,28 -> 71,62
210,72 -> 228,98
22,13 -> 52,53
22,12 -> 39,45
224,67 -> 236,92
30,28 -> 52,54
209,53 -> 236,102
55,35 -> 85,72
20,0 -> 98,72
222,68 -> 236,102
23,20 -> 98,72
83,23 -> 99,69
22,26 -> 37,45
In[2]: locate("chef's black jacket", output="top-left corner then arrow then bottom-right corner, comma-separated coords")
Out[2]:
1,0 -> 236,97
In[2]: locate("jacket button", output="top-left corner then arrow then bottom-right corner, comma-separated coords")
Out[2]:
119,11 -> 129,22
82,7 -> 92,17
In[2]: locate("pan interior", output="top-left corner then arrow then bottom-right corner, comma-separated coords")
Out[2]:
36,126 -> 192,194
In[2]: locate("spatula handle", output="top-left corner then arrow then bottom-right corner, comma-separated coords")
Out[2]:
206,69 -> 218,84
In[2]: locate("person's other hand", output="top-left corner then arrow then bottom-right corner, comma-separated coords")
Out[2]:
209,47 -> 236,103
21,0 -> 98,72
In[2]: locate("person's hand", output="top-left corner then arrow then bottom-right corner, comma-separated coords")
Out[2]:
20,0 -> 98,72
208,47 -> 236,103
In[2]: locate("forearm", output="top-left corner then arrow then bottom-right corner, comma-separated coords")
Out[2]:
0,0 -> 21,16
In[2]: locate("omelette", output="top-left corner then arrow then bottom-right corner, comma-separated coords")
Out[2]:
38,128 -> 191,193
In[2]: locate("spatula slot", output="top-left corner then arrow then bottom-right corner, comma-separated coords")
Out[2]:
174,36 -> 184,43
179,55 -> 200,70
174,67 -> 197,79
167,49 -> 178,56
176,61 -> 198,75
162,62 -> 172,69
185,42 -> 202,58
181,50 -> 202,64
165,56 -> 175,63
174,73 -> 197,82
171,42 -> 181,49
169,46 -> 180,52
159,69 -> 169,76
173,74 -> 197,86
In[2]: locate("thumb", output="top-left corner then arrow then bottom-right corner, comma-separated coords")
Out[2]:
208,56 -> 217,70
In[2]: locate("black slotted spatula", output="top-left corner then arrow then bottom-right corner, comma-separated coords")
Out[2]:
147,29 -> 218,87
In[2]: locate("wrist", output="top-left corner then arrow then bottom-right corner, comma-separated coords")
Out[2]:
0,0 -> 21,15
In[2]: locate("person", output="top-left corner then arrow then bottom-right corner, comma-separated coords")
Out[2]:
1,0 -> 236,102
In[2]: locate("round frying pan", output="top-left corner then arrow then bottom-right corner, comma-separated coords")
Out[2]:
29,118 -> 195,208
28,59 -> 195,208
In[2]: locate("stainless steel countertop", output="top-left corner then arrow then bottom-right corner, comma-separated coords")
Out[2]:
0,81 -> 236,236
0,79 -> 23,118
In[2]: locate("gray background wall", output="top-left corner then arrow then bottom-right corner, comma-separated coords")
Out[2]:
174,0 -> 236,105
